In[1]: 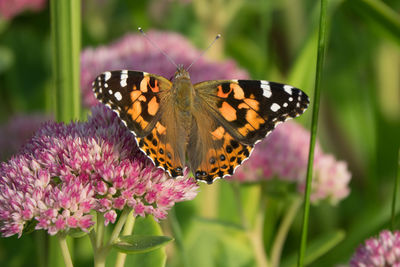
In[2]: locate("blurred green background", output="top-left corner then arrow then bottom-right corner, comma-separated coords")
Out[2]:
0,0 -> 399,266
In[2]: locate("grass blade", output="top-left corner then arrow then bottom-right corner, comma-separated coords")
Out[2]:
297,0 -> 329,266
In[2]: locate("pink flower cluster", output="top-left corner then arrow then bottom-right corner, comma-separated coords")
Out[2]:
80,30 -> 249,107
0,0 -> 46,20
0,105 -> 198,237
350,230 -> 400,267
0,113 -> 51,160
232,122 -> 351,204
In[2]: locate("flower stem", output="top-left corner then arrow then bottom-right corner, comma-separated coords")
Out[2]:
169,206 -> 190,267
106,208 -> 131,248
115,210 -> 135,267
231,181 -> 249,229
297,0 -> 328,266
50,0 -> 81,122
57,233 -> 73,267
96,212 -> 105,249
92,208 -> 131,267
247,193 -> 269,267
270,196 -> 302,267
391,149 -> 400,230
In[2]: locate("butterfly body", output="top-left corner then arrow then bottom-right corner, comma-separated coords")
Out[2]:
93,67 -> 309,184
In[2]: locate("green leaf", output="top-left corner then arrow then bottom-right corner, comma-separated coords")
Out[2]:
282,230 -> 346,267
67,228 -> 89,238
112,235 -> 173,254
106,216 -> 169,267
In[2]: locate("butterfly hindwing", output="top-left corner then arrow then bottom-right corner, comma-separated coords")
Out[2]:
187,95 -> 254,183
136,120 -> 185,178
93,70 -> 172,137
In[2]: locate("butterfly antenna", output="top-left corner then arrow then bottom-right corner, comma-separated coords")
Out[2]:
186,34 -> 221,71
138,27 -> 178,68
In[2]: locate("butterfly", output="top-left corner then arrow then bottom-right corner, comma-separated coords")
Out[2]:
92,66 -> 309,184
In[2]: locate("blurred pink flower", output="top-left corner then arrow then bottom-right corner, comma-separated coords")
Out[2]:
0,105 -> 198,237
80,30 -> 249,107
232,121 -> 351,204
350,230 -> 400,267
0,113 -> 51,160
0,0 -> 46,20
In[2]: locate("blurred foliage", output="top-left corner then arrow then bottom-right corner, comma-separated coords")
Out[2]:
0,0 -> 399,266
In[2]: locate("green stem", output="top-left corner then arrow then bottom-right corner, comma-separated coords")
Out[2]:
271,196 -> 302,267
247,192 -> 269,267
115,210 -> 135,267
391,149 -> 400,230
106,208 -> 131,248
96,213 -> 105,250
169,206 -> 190,267
57,233 -> 73,267
93,208 -> 131,267
297,0 -> 328,266
50,0 -> 81,122
231,182 -> 249,229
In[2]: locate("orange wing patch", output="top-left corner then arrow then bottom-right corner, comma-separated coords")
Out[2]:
219,102 -> 237,122
148,96 -> 159,116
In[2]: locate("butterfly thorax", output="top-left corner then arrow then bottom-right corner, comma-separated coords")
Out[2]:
172,67 -> 194,113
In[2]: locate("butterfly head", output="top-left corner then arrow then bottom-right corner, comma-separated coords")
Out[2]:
173,65 -> 191,80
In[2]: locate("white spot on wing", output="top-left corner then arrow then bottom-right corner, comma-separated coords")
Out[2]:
114,91 -> 122,101
108,89 -> 113,95
284,85 -> 293,95
104,72 -> 111,81
270,103 -> 281,112
283,102 -> 288,107
261,80 -> 272,98
120,70 -> 128,87
289,97 -> 293,102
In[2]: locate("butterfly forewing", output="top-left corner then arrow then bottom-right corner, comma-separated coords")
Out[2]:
93,70 -> 172,137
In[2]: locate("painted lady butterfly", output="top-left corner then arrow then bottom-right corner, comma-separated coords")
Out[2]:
92,65 -> 309,184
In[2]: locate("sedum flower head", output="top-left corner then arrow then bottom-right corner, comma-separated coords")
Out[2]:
350,230 -> 400,267
81,30 -> 249,107
0,105 -> 198,237
232,121 -> 351,204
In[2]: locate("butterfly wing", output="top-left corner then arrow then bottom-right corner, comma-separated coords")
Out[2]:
93,70 -> 185,176
187,105 -> 253,184
189,80 -> 309,183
